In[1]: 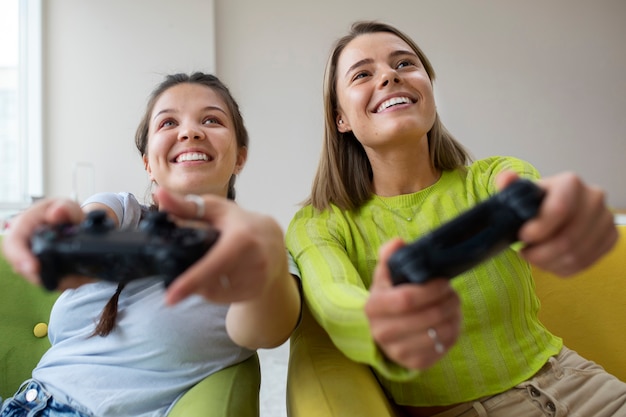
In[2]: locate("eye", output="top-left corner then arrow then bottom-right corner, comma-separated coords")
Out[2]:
396,59 -> 416,70
203,116 -> 223,126
351,71 -> 370,82
159,118 -> 177,129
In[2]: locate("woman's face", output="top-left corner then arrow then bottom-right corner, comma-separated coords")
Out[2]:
143,83 -> 246,197
334,32 -> 437,149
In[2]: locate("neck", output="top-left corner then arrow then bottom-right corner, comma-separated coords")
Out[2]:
369,138 -> 440,196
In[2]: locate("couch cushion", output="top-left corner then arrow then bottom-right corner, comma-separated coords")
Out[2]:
0,236 -> 60,400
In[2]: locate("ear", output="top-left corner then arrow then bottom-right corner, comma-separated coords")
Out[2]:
234,146 -> 248,174
336,113 -> 351,133
142,154 -> 154,181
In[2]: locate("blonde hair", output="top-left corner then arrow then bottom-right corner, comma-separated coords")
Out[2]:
308,21 -> 471,211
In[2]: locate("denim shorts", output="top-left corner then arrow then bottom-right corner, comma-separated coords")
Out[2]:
0,380 -> 92,417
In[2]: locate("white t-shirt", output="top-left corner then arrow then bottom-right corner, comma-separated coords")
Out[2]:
33,192 -> 293,416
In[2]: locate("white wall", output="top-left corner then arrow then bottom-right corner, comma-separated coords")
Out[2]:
44,0 -> 215,203
45,0 -> 626,231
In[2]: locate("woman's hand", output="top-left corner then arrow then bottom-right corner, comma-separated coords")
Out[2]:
365,238 -> 462,370
153,187 -> 301,349
497,170 -> 618,276
154,187 -> 288,304
2,198 -> 95,290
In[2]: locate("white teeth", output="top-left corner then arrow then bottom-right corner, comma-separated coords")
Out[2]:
176,152 -> 209,162
376,96 -> 411,113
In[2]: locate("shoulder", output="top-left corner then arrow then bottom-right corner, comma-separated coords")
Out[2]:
469,156 -> 539,178
81,192 -> 147,228
286,203 -> 353,247
82,192 -> 144,210
287,203 -> 353,231
465,156 -> 540,194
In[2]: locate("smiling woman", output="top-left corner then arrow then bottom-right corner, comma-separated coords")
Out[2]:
134,73 -> 249,202
0,72 -> 301,417
286,20 -> 626,417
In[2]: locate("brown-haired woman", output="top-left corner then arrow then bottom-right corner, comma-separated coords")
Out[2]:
287,21 -> 625,416
2,72 -> 301,417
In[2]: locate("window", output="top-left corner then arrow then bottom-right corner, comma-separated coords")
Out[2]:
0,0 -> 42,227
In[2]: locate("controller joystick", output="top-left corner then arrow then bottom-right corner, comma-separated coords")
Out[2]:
31,210 -> 219,291
82,210 -> 115,234
139,211 -> 175,235
387,179 -> 545,285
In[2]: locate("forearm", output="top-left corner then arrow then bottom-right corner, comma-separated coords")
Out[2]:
302,263 -> 417,380
226,263 -> 301,349
287,211 -> 418,380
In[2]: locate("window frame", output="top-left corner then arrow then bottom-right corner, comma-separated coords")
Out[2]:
0,0 -> 42,215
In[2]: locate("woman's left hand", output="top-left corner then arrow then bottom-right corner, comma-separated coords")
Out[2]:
497,170 -> 618,276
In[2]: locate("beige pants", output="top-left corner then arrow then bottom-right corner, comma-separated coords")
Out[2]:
432,347 -> 626,417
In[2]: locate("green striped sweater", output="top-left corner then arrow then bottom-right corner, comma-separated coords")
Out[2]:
286,156 -> 562,406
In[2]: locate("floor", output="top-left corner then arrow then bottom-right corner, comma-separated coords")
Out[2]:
258,342 -> 289,417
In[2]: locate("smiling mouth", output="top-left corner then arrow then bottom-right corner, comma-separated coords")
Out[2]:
375,96 -> 415,113
174,152 -> 211,163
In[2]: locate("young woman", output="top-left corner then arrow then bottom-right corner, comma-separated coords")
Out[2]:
286,21 -> 626,416
1,72 -> 301,417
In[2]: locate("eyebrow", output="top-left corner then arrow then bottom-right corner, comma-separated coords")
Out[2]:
153,106 -> 227,121
345,58 -> 373,78
344,49 -> 419,78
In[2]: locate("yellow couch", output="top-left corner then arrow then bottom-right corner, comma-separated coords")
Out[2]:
287,225 -> 626,416
0,236 -> 261,416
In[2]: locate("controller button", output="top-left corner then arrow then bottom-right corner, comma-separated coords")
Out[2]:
83,210 -> 114,234
140,211 -> 175,235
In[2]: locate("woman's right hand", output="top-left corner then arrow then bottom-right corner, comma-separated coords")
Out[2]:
365,238 -> 462,370
2,198 -> 92,289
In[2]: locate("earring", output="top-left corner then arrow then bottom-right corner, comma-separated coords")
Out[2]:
338,119 -> 344,124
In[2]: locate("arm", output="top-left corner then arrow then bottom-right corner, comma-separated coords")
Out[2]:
152,187 -> 301,349
288,207 -> 461,376
226,260 -> 301,349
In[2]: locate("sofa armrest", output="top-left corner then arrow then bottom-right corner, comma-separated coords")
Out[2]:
168,353 -> 261,417
0,241 -> 60,400
534,224 -> 626,381
287,303 -> 396,417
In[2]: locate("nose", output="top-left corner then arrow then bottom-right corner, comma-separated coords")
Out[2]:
178,124 -> 205,141
381,69 -> 401,87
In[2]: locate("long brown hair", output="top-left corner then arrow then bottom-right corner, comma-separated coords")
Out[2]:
308,21 -> 471,211
92,72 -> 249,337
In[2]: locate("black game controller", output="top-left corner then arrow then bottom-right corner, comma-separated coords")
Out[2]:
31,210 -> 219,291
387,179 -> 545,285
